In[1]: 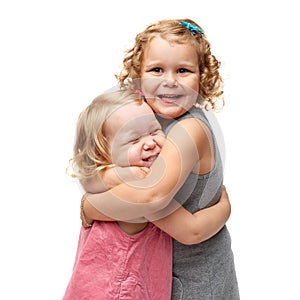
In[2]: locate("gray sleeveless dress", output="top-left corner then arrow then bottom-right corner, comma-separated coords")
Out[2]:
162,106 -> 240,300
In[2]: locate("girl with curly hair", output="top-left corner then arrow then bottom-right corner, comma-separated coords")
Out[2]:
82,19 -> 239,299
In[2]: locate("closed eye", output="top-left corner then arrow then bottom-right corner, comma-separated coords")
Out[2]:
131,137 -> 141,144
150,129 -> 164,136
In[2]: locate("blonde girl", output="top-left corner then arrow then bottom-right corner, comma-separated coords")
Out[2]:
63,88 -> 230,299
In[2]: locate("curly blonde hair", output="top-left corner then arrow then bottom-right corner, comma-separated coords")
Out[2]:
117,18 -> 224,111
69,88 -> 143,179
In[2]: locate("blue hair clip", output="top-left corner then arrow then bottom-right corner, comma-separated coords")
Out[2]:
180,21 -> 204,35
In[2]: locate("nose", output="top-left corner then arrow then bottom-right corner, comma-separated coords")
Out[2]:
143,137 -> 157,150
163,72 -> 178,87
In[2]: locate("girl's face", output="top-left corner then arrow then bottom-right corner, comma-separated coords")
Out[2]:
104,101 -> 165,168
140,36 -> 200,119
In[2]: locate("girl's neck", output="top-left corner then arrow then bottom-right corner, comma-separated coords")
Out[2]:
155,114 -> 174,130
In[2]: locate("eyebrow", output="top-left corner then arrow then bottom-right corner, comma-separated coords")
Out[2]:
143,62 -> 161,68
144,61 -> 196,69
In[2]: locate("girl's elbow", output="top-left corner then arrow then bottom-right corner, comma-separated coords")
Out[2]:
176,231 -> 206,245
143,192 -> 173,208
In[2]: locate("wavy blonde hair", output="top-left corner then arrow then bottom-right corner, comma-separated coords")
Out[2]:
117,18 -> 224,110
69,88 -> 143,179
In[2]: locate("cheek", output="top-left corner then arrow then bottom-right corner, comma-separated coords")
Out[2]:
128,146 -> 141,165
192,82 -> 200,93
141,78 -> 161,95
144,98 -> 156,110
110,144 -> 130,166
156,136 -> 165,149
180,77 -> 199,93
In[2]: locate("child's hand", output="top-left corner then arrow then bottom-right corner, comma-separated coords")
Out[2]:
219,185 -> 231,215
219,185 -> 229,201
126,166 -> 150,178
80,194 -> 93,228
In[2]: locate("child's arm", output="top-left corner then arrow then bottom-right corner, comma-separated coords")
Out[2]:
84,118 -> 210,220
81,166 -> 150,194
81,164 -> 230,245
81,186 -> 230,244
151,186 -> 230,245
80,166 -> 151,225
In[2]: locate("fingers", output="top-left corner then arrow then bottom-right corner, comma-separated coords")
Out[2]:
219,185 -> 230,204
222,185 -> 228,197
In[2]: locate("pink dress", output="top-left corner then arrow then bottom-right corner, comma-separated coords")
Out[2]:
62,221 -> 172,300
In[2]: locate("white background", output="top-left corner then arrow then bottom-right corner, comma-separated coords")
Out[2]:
1,0 -> 299,299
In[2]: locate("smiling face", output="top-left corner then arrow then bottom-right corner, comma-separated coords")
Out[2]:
140,36 -> 200,118
104,101 -> 165,168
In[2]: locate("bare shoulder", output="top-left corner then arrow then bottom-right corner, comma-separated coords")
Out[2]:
168,117 -> 212,150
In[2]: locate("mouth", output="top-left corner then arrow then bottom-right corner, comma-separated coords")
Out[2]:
142,154 -> 159,167
157,94 -> 183,103
143,154 -> 158,163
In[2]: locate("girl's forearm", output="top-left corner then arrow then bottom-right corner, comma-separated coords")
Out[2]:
86,187 -> 173,221
81,165 -> 177,223
178,186 -> 231,245
152,187 -> 231,245
81,166 -> 150,194
80,174 -> 107,194
187,199 -> 231,244
83,196 -> 148,223
153,203 -> 229,245
80,166 -> 127,194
